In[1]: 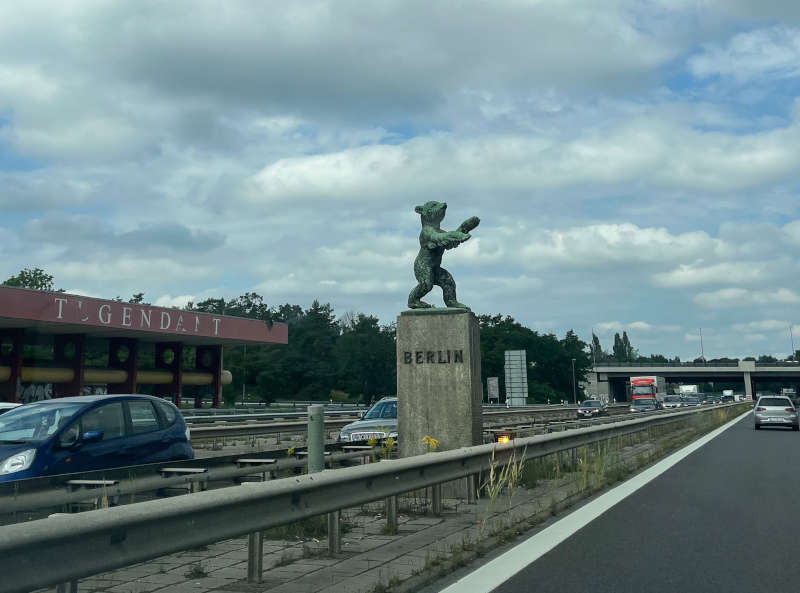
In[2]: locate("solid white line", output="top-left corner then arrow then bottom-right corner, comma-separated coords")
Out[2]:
438,410 -> 750,593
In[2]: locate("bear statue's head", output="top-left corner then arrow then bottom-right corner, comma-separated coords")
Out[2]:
414,201 -> 447,225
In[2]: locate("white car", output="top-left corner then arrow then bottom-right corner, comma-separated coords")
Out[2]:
662,396 -> 682,409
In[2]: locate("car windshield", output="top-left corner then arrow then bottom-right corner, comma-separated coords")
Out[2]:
684,397 -> 700,403
633,400 -> 654,406
632,386 -> 654,395
0,402 -> 84,443
364,400 -> 397,420
759,398 -> 792,407
581,401 -> 601,407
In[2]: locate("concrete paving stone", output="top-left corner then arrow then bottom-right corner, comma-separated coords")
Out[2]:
199,557 -> 244,570
260,582 -> 322,593
138,572 -> 194,585
261,564 -> 320,579
213,549 -> 251,561
405,517 -> 444,525
207,566 -> 249,580
106,581 -> 165,593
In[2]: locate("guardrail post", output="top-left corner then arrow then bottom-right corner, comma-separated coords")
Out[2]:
307,405 -> 325,474
385,495 -> 398,533
247,531 -> 264,583
432,483 -> 443,516
467,474 -> 478,504
328,510 -> 341,554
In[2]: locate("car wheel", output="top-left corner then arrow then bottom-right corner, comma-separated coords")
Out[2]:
755,424 -> 760,430
793,425 -> 799,432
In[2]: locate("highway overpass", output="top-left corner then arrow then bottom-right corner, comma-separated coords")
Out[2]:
593,360 -> 800,400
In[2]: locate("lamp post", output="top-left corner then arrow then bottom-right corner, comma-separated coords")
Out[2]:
571,358 -> 577,404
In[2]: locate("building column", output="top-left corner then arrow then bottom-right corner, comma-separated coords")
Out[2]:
108,338 -> 139,394
0,329 -> 24,402
154,342 -> 183,406
53,335 -> 86,398
196,345 -> 223,408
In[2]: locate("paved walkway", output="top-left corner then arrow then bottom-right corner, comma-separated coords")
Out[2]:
37,441 -> 662,593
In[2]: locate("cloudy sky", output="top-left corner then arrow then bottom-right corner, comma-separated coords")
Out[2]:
3,0 -> 800,360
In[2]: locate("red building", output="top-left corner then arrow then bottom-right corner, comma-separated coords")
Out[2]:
0,286 -> 288,407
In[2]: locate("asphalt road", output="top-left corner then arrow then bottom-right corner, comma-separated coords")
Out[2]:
491,413 -> 800,593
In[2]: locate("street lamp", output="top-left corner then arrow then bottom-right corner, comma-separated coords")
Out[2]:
571,358 -> 577,405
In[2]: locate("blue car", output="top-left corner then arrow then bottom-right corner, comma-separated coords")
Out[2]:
0,394 -> 194,482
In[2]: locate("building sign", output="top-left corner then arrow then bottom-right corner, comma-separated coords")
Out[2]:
53,296 -> 222,335
0,286 -> 288,345
401,349 -> 464,364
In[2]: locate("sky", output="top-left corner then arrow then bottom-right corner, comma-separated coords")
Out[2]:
3,0 -> 800,361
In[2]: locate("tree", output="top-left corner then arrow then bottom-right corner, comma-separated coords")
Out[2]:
334,314 -> 396,404
590,333 -> 606,364
622,331 -> 636,361
612,333 -> 626,362
3,267 -> 57,291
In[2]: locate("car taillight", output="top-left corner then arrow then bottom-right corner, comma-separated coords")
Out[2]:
786,408 -> 795,413
756,407 -> 766,411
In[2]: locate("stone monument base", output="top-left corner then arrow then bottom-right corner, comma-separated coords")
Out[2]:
397,309 -> 482,458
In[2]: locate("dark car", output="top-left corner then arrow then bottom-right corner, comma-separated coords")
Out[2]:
720,395 -> 735,403
629,399 -> 658,413
576,399 -> 608,419
0,394 -> 193,482
681,396 -> 701,407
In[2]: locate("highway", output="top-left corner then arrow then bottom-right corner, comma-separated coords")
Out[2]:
439,412 -> 798,593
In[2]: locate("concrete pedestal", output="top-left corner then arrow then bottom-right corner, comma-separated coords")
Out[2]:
397,309 -> 483,458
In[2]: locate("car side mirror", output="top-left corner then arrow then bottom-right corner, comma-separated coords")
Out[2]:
81,430 -> 104,444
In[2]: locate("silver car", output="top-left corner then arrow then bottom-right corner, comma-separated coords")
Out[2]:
754,396 -> 799,431
338,397 -> 397,442
662,395 -> 682,409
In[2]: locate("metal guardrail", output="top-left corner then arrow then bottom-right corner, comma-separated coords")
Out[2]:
0,403 -> 747,593
595,362 -> 740,367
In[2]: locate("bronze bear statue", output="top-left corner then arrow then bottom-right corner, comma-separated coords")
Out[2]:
407,201 -> 480,310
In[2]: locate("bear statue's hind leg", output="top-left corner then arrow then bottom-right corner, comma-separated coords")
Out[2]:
436,268 -> 470,310
408,282 -> 434,309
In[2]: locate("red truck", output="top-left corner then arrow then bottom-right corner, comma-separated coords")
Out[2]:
630,376 -> 658,403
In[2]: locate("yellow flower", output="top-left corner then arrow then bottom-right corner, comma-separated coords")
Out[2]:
422,435 -> 440,451
287,446 -> 295,456
386,437 -> 396,449
367,436 -> 377,446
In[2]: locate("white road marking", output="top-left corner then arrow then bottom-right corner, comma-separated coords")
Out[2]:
437,410 -> 750,593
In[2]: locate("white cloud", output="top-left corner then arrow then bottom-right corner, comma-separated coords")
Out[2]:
732,320 -> 791,332
653,261 -> 774,287
694,288 -> 800,308
154,294 -> 195,308
689,27 -> 800,82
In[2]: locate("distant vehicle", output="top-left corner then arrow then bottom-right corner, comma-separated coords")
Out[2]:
338,396 -> 398,442
630,376 -> 662,405
662,395 -> 683,409
0,403 -> 21,416
753,395 -> 799,431
722,389 -> 734,397
576,400 -> 608,419
629,399 -> 658,413
702,394 -> 721,404
681,396 -> 701,407
720,395 -> 735,403
679,385 -> 699,395
0,394 -> 193,482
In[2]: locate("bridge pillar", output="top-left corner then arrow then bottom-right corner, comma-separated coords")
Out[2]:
743,371 -> 753,399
